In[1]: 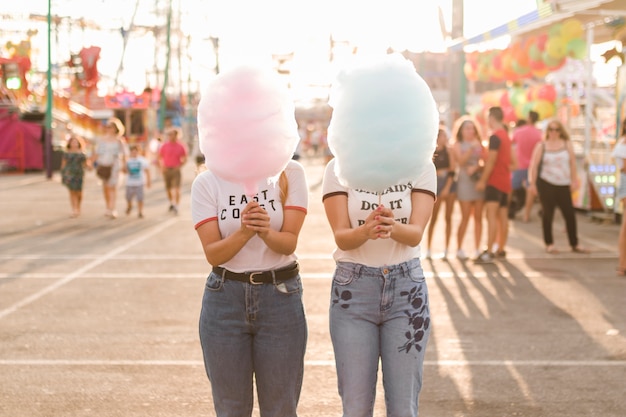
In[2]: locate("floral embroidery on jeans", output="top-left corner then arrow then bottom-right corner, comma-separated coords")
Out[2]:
398,284 -> 430,353
332,288 -> 352,309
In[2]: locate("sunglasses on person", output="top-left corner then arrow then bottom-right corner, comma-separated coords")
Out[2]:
548,126 -> 560,132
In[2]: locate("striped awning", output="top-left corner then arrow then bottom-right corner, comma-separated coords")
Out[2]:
447,0 -> 624,51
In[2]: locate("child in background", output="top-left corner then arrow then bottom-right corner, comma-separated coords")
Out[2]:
125,145 -> 151,218
60,135 -> 89,218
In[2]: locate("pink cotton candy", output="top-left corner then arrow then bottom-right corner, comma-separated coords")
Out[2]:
197,66 -> 299,196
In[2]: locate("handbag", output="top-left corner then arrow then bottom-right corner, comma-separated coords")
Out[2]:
96,164 -> 112,181
470,165 -> 483,181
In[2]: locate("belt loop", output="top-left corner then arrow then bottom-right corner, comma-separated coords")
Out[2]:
219,267 -> 226,280
354,263 -> 362,277
401,262 -> 409,275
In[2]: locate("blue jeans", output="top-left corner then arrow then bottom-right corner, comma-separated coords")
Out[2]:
329,258 -> 431,417
199,271 -> 307,417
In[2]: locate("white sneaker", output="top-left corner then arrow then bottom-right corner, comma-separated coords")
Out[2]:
441,248 -> 449,259
423,250 -> 432,259
456,249 -> 468,260
474,250 -> 495,264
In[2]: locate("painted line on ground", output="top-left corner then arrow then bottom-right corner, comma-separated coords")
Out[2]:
0,359 -> 624,367
0,252 -> 616,261
0,271 -> 545,280
0,217 -> 181,320
0,253 -> 336,261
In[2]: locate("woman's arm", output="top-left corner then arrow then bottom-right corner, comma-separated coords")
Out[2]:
452,142 -> 471,166
195,202 -> 259,266
441,145 -> 457,195
323,194 -> 385,251
567,140 -> 579,190
375,192 -> 435,247
527,142 -> 543,191
250,206 -> 306,255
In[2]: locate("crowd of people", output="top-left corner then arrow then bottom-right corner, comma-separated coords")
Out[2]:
59,117 -> 188,220
424,106 -> 601,264
56,61 -> 625,417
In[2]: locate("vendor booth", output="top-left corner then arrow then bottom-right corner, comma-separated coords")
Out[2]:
451,0 -> 626,217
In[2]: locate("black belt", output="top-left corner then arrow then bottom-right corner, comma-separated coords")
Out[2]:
212,262 -> 299,285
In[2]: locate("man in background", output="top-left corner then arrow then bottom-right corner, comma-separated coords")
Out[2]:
511,110 -> 542,222
475,106 -> 517,263
158,126 -> 188,215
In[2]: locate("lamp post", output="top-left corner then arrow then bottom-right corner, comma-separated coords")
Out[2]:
209,36 -> 220,75
449,0 -> 466,120
45,0 -> 53,179
158,0 -> 173,133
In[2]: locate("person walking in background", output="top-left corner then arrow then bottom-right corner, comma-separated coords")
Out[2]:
527,119 -> 588,255
158,126 -> 188,215
425,127 -> 457,259
475,106 -> 517,263
192,65 -> 309,417
93,117 -> 127,219
124,145 -> 151,218
512,110 -> 543,222
612,120 -> 626,276
60,135 -> 88,218
452,116 -> 485,260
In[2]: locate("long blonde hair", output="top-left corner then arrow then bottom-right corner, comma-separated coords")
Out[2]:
279,171 -> 288,205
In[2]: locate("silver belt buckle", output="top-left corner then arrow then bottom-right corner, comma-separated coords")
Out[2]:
249,271 -> 264,285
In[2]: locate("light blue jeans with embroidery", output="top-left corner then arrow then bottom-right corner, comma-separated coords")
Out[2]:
329,258 -> 431,417
199,272 -> 307,417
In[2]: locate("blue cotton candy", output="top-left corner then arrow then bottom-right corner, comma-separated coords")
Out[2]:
327,53 -> 438,193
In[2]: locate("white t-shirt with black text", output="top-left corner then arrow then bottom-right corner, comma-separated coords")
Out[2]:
322,158 -> 436,267
191,160 -> 308,273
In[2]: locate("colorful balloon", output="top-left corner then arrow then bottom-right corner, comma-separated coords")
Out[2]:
532,99 -> 556,120
546,35 -> 568,60
560,18 -> 584,41
566,38 -> 587,60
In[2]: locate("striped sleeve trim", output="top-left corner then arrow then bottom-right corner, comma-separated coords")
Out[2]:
194,216 -> 217,230
284,205 -> 308,214
322,191 -> 348,202
411,188 -> 436,200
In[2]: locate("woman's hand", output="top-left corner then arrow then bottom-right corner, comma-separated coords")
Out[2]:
370,205 -> 395,240
241,201 -> 271,238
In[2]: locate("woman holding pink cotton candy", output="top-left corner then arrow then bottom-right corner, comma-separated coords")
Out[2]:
191,65 -> 308,417
322,54 -> 438,416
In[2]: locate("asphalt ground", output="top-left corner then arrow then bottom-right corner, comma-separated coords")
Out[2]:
0,156 -> 624,417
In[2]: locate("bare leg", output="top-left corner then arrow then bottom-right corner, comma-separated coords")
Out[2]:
496,205 -> 509,252
523,185 -> 535,222
76,191 -> 82,215
102,183 -> 111,214
456,201 -> 472,251
473,200 -> 484,253
444,194 -> 456,250
427,199 -> 442,251
484,201 -> 499,254
618,198 -> 626,275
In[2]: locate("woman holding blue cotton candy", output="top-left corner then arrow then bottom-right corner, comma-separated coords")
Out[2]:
322,54 -> 437,417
